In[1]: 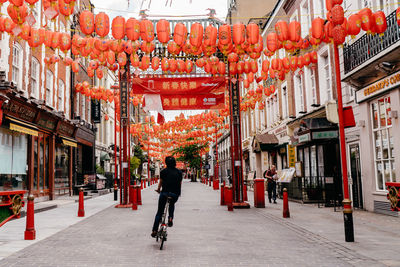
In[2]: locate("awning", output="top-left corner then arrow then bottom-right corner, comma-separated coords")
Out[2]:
9,123 -> 38,136
62,136 -> 77,147
100,152 -> 111,161
252,133 -> 279,152
96,174 -> 107,180
6,116 -> 39,136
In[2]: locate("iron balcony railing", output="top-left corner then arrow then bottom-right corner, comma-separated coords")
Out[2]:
343,9 -> 400,75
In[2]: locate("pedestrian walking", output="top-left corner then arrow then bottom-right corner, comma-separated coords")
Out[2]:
151,156 -> 183,238
264,165 -> 278,204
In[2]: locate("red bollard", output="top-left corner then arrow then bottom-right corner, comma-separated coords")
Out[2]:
213,178 -> 219,190
283,188 -> 290,218
144,180 -> 147,188
220,182 -> 225,205
78,188 -> 85,217
141,180 -> 144,189
225,186 -> 233,211
129,185 -> 134,204
254,178 -> 265,208
209,178 -> 211,187
243,183 -> 248,201
132,186 -> 138,210
136,185 -> 142,205
24,194 -> 36,240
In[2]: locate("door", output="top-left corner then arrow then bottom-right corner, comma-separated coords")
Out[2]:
349,143 -> 363,209
33,133 -> 50,196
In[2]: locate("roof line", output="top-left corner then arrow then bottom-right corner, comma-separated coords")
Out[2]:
261,0 -> 285,36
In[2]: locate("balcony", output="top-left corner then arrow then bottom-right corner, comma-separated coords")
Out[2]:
343,9 -> 400,87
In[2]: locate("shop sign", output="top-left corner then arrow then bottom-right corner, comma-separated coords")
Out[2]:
298,133 -> 311,143
3,101 -> 36,122
356,70 -> 400,103
62,138 -> 77,147
91,99 -> 101,123
287,145 -> 296,168
37,114 -> 57,131
274,125 -> 287,138
9,123 -> 38,136
231,80 -> 240,124
161,93 -> 224,110
59,122 -> 75,137
120,79 -> 128,119
312,130 -> 338,139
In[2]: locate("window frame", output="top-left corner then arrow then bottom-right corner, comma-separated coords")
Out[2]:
45,70 -> 54,107
30,58 -> 40,98
12,43 -> 23,90
58,79 -> 65,112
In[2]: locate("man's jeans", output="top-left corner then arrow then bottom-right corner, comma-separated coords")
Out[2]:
152,192 -> 178,231
267,182 -> 277,202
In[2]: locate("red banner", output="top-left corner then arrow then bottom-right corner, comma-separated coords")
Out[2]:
131,76 -> 227,95
161,93 -> 225,110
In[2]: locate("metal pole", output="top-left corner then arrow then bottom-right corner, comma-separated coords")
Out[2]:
114,95 -> 118,201
215,130 -> 219,183
333,44 -> 354,242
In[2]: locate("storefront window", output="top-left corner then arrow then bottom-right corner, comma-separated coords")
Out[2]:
0,128 -> 28,191
371,97 -> 395,190
55,143 -> 70,195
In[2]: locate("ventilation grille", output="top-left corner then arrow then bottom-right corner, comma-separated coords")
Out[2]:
374,200 -> 398,217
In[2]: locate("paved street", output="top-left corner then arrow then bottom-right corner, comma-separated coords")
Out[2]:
0,180 -> 399,266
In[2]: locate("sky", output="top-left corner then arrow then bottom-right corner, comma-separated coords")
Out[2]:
91,0 -> 228,21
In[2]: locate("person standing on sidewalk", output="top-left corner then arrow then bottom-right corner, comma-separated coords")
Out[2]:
264,165 -> 278,204
151,156 -> 183,238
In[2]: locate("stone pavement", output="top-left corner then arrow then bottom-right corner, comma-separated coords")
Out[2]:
0,180 -> 398,267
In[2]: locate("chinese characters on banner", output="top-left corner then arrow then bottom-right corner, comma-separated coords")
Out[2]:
120,80 -> 128,119
131,77 -> 226,95
161,94 -> 225,110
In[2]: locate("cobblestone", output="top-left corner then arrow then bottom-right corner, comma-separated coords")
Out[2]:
0,181 -> 394,266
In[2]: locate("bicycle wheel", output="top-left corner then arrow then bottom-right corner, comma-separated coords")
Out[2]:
160,236 -> 165,250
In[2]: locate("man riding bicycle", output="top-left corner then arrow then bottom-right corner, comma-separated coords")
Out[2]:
151,156 -> 182,238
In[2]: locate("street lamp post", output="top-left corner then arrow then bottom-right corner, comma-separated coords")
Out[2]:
333,44 -> 354,242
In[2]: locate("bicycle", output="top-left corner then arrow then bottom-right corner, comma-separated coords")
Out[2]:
156,196 -> 172,250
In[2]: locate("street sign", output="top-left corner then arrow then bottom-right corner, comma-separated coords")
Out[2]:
213,150 -> 217,155
120,74 -> 128,119
91,99 -> 101,123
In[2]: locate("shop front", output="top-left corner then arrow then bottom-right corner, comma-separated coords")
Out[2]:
75,125 -> 95,188
0,82 -> 76,201
288,118 -> 342,205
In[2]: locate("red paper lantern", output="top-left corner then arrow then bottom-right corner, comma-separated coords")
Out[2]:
79,10 -> 94,36
271,58 -> 282,70
237,61 -> 244,74
373,11 -> 387,34
169,59 -> 177,73
310,51 -> 318,64
106,51 -> 115,65
218,24 -> 231,45
140,55 -> 150,70
130,53 -> 140,67
266,32 -> 279,52
332,25 -> 346,45
326,0 -> 333,11
204,25 -> 217,46
167,40 -> 181,55
59,32 -> 71,52
112,16 -> 125,40
151,56 -> 160,71
397,7 -> 400,26
217,62 -> 226,75
323,21 -> 333,43
94,38 -> 109,51
140,19 -> 154,42
126,18 -> 140,41
288,21 -> 301,43
9,0 -> 23,7
72,61 -> 79,73
94,12 -> 109,38
359,8 -> 373,32
156,19 -> 170,44
185,60 -> 193,73
190,23 -> 203,47
96,68 -> 104,79
303,53 -> 311,66
161,57 -> 169,71
275,20 -> 289,42
232,23 -> 246,45
58,0 -> 74,17
312,17 -> 325,40
173,23 -> 187,46
195,57 -> 205,68
262,59 -> 270,72
117,52 -> 127,67
347,14 -> 361,37
331,5 -> 344,25
270,85 -> 276,94
282,57 -> 290,69
290,56 -> 298,71
229,62 -> 237,75
228,52 -> 239,63
246,23 -> 259,44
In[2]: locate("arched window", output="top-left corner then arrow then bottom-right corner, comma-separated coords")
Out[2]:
46,70 -> 54,106
30,58 -> 39,98
58,79 -> 65,111
12,42 -> 23,89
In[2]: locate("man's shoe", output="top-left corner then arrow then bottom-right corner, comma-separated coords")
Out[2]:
273,201 -> 277,204
269,199 -> 272,203
168,218 -> 173,227
151,231 -> 157,238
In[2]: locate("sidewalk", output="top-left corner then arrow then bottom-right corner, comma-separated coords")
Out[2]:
0,180 -> 399,266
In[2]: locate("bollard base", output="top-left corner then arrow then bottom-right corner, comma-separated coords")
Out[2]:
114,189 -> 118,201
233,202 -> 250,209
131,204 -> 137,210
24,229 -> 36,240
283,210 -> 290,218
115,204 -> 132,208
227,204 -> 233,211
343,211 -> 355,242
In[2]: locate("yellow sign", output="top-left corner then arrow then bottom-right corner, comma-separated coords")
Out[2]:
357,71 -> 400,103
287,145 -> 296,168
9,123 -> 38,136
62,139 -> 77,148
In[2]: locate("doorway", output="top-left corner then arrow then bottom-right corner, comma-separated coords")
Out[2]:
33,133 -> 50,196
349,143 -> 363,209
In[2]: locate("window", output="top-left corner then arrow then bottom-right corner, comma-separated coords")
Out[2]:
12,43 -> 22,89
58,79 -> 64,112
300,0 -> 311,38
81,95 -> 86,121
45,70 -> 53,106
306,66 -> 317,106
281,84 -> 288,119
323,55 -> 332,101
30,58 -> 39,98
319,51 -> 332,103
294,74 -> 305,115
371,97 -> 395,191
